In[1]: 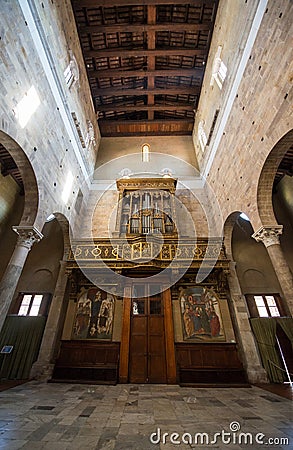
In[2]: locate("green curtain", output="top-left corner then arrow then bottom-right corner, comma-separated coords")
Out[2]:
276,317 -> 293,346
250,318 -> 285,383
0,315 -> 46,380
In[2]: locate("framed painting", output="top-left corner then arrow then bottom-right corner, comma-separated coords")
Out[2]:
72,287 -> 115,340
179,286 -> 225,341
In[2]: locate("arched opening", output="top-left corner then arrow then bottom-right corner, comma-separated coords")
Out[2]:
0,212 -> 70,381
257,129 -> 293,227
0,131 -> 39,226
232,213 -> 282,297
272,143 -> 293,275
0,132 -> 39,282
226,210 -> 293,384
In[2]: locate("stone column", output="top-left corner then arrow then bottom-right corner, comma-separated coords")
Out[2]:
30,260 -> 70,380
227,261 -> 268,383
252,225 -> 293,315
0,226 -> 43,333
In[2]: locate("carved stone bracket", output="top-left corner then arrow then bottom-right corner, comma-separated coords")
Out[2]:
252,225 -> 283,248
12,226 -> 43,250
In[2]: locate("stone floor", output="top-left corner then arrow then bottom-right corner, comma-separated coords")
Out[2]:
0,382 -> 292,449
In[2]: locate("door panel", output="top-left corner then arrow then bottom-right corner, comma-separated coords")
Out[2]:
128,286 -> 167,383
129,316 -> 148,383
149,316 -> 166,383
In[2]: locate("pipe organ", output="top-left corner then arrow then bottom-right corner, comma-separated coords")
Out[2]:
117,178 -> 177,236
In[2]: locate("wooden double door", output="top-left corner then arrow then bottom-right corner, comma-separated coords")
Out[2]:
128,285 -> 167,383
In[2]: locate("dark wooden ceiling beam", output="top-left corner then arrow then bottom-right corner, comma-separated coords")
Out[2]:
79,23 -> 212,34
98,118 -> 194,125
98,104 -> 195,112
84,48 -> 206,58
92,87 -> 200,96
73,0 -> 216,6
88,68 -> 204,78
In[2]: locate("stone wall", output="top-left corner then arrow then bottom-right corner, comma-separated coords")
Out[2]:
95,136 -> 198,172
194,0 -> 292,232
0,0 -> 99,230
193,0 -> 259,168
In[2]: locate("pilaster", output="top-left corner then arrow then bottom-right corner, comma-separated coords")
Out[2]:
30,261 -> 71,380
227,261 -> 268,384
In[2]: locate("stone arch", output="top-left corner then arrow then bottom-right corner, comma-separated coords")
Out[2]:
51,212 -> 71,259
29,212 -> 72,379
0,130 -> 39,226
257,128 -> 293,226
39,212 -> 71,261
242,269 -> 266,288
223,211 -> 247,259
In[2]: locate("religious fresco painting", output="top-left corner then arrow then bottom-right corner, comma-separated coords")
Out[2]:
72,287 -> 115,340
179,286 -> 225,341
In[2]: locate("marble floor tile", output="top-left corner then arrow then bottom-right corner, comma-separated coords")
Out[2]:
0,382 -> 291,449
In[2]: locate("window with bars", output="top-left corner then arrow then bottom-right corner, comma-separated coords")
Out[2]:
246,294 -> 284,318
10,293 -> 51,317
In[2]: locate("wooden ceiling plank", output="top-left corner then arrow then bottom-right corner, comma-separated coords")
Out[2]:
84,48 -> 206,57
73,0 -> 216,7
92,87 -> 200,96
98,104 -> 195,111
98,118 -> 194,124
78,23 -> 212,34
88,68 -> 204,78
72,0 -> 219,137
100,130 -> 193,136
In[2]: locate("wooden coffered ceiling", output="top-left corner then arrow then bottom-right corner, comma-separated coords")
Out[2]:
71,0 -> 219,136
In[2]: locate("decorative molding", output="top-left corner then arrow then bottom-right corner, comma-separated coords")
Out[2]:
12,226 -> 43,250
116,177 -> 177,193
252,225 -> 283,247
67,237 -> 228,270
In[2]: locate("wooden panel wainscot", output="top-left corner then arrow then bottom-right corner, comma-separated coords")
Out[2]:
51,340 -> 120,384
175,343 -> 248,386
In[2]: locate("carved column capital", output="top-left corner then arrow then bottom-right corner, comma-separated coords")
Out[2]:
12,226 -> 43,250
252,225 -> 283,248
